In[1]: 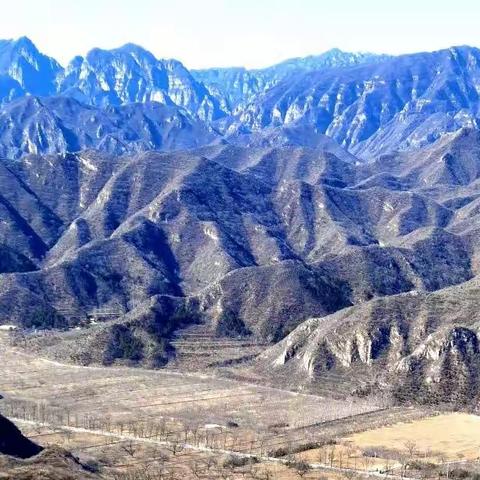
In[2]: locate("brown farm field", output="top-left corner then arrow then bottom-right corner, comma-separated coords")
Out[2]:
347,413 -> 480,461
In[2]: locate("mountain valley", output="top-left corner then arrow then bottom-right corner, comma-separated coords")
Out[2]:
1,34 -> 480,480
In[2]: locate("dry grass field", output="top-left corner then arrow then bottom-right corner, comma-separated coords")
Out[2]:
347,413 -> 480,462
0,332 -> 380,435
292,413 -> 480,478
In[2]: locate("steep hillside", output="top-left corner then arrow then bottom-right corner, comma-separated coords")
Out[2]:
2,130 -> 480,386
258,276 -> 480,405
0,444 -> 101,480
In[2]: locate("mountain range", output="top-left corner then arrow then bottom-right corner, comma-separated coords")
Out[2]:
1,38 -> 480,161
0,125 -> 480,405
1,37 -> 480,405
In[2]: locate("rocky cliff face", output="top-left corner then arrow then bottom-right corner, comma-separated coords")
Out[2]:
260,277 -> 480,404
57,44 -> 227,122
0,37 -> 228,125
193,49 -> 388,112
0,36 -> 61,99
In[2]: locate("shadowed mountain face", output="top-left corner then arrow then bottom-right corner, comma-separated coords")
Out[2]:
0,415 -> 101,479
0,414 -> 42,458
0,37 -> 61,99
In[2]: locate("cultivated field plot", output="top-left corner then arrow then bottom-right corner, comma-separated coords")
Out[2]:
290,413 -> 480,479
347,413 -> 480,462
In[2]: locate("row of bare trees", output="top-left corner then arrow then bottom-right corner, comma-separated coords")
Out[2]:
0,397 -> 323,457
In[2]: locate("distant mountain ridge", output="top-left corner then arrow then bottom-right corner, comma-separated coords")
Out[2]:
0,38 -> 390,120
0,37 -> 479,160
192,48 -> 389,111
233,46 -> 480,157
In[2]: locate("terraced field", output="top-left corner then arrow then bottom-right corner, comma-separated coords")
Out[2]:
168,324 -> 268,371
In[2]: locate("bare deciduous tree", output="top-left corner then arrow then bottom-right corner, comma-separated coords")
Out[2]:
188,460 -> 206,478
343,470 -> 358,480
293,460 -> 311,478
120,439 -> 138,457
327,445 -> 336,467
404,440 -> 418,459
362,455 -> 372,472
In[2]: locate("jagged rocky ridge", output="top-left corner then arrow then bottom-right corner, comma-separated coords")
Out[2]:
3,38 -> 480,160
192,49 -> 389,112
259,277 -> 480,405
0,37 -> 386,119
231,46 -> 480,158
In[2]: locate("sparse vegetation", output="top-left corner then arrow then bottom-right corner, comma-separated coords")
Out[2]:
103,324 -> 144,364
215,311 -> 251,338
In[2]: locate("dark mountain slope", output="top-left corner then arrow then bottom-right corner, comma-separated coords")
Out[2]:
0,414 -> 42,458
